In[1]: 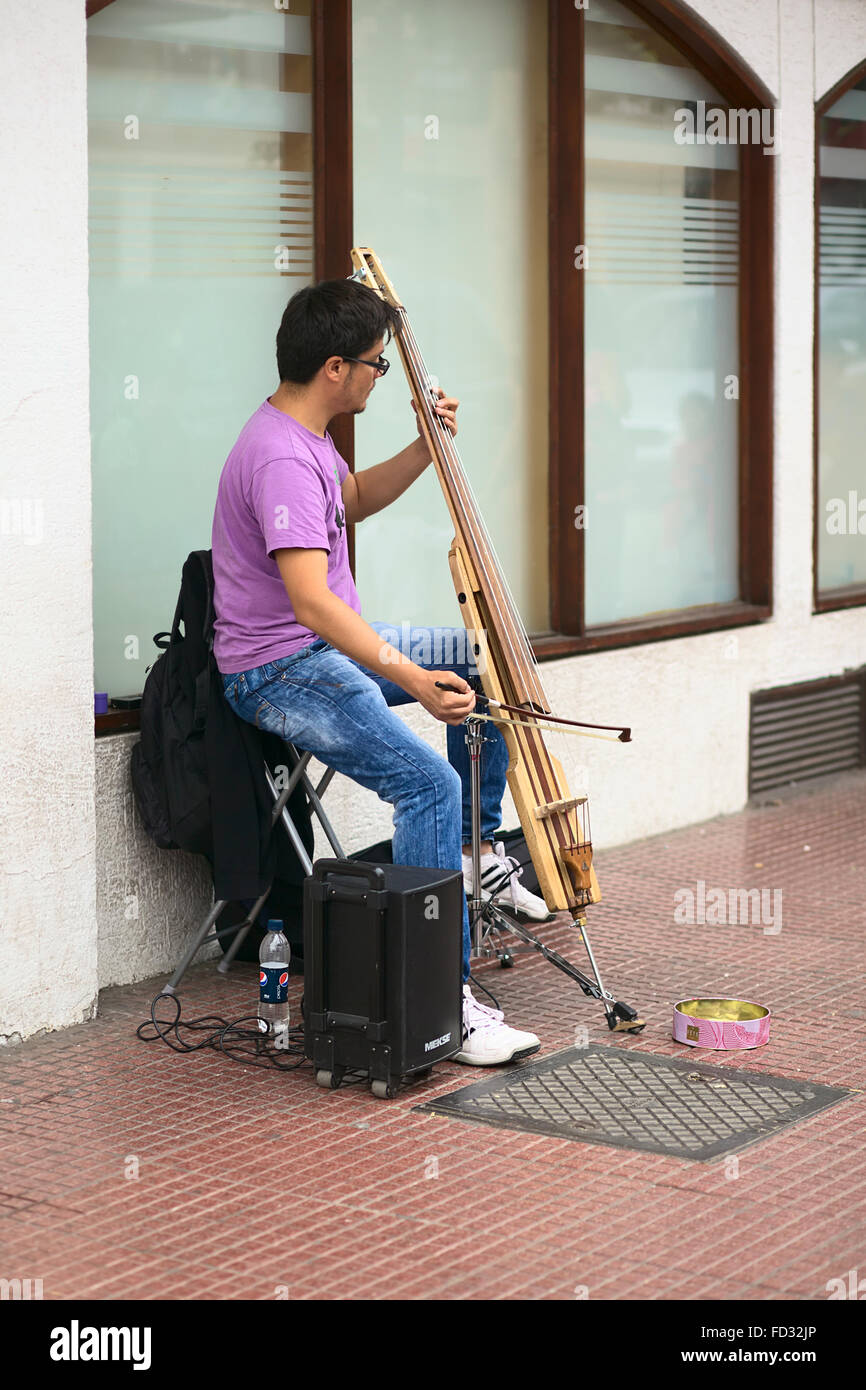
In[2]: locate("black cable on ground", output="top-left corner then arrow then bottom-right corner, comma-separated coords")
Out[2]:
136,990 -> 309,1071
136,990 -> 370,1084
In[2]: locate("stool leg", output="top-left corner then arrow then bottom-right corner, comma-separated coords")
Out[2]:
163,899 -> 227,995
265,764 -> 313,874
288,749 -> 345,859
216,886 -> 271,973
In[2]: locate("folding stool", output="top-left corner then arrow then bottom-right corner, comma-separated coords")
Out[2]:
162,742 -> 344,995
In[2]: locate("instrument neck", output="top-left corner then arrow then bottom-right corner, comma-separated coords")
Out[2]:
396,314 -> 546,710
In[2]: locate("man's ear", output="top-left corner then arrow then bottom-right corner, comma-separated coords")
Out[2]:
322,355 -> 346,384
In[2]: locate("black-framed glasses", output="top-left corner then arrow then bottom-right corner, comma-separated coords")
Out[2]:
341,354 -> 390,376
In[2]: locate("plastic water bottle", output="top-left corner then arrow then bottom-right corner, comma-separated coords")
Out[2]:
258,919 -> 290,1043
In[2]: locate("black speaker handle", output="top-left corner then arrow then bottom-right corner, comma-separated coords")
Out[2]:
312,859 -> 386,890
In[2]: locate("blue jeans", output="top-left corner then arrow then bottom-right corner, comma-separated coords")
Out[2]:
221,623 -> 509,982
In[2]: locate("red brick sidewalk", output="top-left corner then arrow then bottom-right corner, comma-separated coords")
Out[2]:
1,771 -> 864,1301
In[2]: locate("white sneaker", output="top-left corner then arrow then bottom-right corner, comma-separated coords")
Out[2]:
453,985 -> 541,1066
462,841 -> 552,922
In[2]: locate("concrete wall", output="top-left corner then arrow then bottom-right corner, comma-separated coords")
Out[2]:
0,1 -> 97,1042
3,0 -> 866,1040
95,734 -> 215,991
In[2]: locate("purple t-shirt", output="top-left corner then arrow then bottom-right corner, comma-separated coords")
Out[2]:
211,399 -> 361,673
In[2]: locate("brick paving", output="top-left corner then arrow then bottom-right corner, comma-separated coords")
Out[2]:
1,770 -> 864,1301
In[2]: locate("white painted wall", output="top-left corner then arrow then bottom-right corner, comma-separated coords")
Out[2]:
0,1 -> 97,1042
815,0 -> 866,98
95,734 -> 216,991
684,0 -> 780,95
3,1 -> 866,1040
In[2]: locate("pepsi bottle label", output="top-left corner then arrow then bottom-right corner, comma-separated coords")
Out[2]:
259,964 -> 289,1004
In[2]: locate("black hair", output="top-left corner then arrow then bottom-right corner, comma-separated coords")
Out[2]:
275,279 -> 399,385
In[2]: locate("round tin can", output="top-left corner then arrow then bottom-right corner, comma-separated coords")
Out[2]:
673,997 -> 770,1050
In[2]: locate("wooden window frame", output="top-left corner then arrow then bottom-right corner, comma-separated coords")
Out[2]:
813,57 -> 866,615
545,0 -> 774,658
313,0 -> 355,566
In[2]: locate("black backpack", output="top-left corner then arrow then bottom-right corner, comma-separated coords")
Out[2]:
130,551 -> 314,918
131,551 -> 217,855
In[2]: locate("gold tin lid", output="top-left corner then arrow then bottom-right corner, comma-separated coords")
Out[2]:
674,998 -> 770,1022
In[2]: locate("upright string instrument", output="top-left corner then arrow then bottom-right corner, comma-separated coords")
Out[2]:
350,247 -> 643,1033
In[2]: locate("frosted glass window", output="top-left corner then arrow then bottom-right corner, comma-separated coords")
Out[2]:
817,75 -> 866,594
584,0 -> 739,626
88,0 -> 313,696
351,0 -> 549,633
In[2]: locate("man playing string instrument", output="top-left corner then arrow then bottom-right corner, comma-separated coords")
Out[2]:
212,279 -> 546,1064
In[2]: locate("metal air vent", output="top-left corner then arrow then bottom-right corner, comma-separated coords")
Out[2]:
749,671 -> 866,795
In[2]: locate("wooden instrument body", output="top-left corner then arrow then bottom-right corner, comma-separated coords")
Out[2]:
447,541 -> 601,913
350,246 -> 600,917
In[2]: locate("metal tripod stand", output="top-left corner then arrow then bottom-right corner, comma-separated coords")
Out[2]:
464,715 -> 644,1033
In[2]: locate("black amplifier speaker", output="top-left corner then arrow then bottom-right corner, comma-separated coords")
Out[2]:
303,859 -> 464,1099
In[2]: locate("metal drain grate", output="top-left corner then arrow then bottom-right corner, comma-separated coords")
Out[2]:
415,1046 -> 851,1161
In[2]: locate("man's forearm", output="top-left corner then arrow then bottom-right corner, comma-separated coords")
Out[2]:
280,551 -> 476,726
352,436 -> 430,521
296,589 -> 423,695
